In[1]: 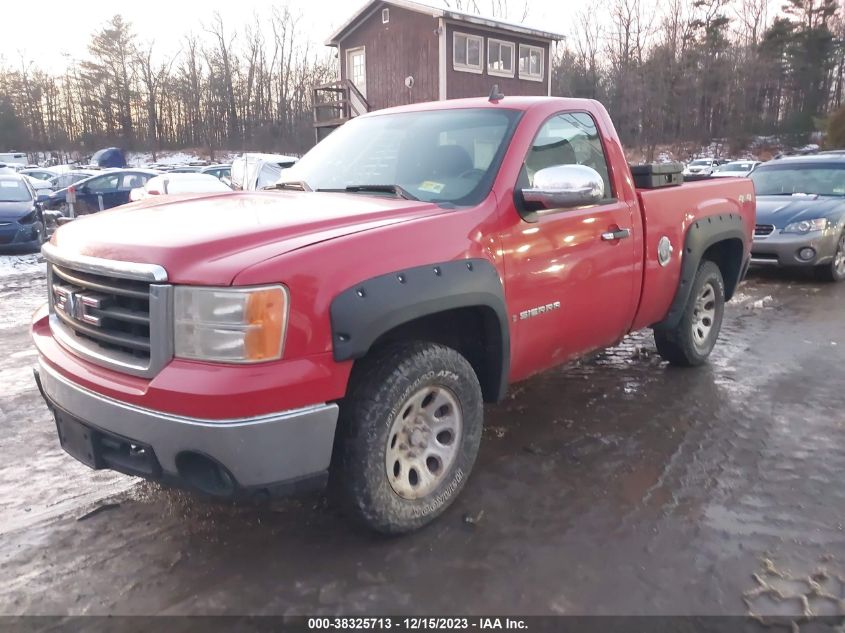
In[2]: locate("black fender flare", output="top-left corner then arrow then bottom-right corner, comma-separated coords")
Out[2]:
654,213 -> 747,331
330,258 -> 510,401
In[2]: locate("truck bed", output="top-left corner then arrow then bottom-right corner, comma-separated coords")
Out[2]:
631,178 -> 756,331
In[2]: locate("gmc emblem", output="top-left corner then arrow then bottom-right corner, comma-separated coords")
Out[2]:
53,285 -> 105,327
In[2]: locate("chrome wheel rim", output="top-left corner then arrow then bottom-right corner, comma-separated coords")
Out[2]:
385,385 -> 462,500
691,282 -> 717,348
835,235 -> 845,277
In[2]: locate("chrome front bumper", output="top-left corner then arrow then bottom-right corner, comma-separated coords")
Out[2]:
35,359 -> 339,493
751,229 -> 840,267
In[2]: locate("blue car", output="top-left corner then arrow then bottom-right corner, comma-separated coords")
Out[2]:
44,168 -> 159,215
0,174 -> 46,251
750,155 -> 845,282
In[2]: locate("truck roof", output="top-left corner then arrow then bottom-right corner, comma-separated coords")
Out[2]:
772,153 -> 845,164
359,96 -> 600,118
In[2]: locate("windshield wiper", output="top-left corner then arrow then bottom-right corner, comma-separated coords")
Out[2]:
273,181 -> 312,192
338,184 -> 419,201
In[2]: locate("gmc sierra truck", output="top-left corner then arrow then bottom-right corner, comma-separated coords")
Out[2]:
31,97 -> 755,534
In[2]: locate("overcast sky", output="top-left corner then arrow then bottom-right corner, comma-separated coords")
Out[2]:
4,0 -> 602,72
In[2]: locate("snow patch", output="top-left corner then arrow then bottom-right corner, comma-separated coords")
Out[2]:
0,254 -> 45,279
747,295 -> 774,310
126,150 -> 239,167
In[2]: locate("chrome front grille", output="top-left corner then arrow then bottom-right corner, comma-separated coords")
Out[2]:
754,224 -> 775,237
51,264 -> 152,358
43,244 -> 173,378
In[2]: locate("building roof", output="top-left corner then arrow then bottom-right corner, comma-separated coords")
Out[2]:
326,0 -> 566,47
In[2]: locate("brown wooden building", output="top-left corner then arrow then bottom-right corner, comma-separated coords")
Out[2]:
313,0 -> 563,139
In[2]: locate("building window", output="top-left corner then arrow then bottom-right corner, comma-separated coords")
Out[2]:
487,39 -> 515,77
519,44 -> 544,81
453,32 -> 483,73
382,8 -> 389,23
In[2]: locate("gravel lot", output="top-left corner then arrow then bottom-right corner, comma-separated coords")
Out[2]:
1,255 -> 843,620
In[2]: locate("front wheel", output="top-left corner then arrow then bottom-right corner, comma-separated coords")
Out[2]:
654,260 -> 725,366
332,342 -> 483,534
815,232 -> 845,282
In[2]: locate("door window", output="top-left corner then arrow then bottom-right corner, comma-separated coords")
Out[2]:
521,112 -> 613,199
86,174 -> 119,194
120,173 -> 148,190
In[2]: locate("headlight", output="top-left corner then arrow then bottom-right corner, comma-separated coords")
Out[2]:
174,285 -> 288,363
783,218 -> 827,234
18,210 -> 36,224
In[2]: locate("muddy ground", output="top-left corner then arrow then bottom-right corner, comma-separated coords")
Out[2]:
1,254 -> 843,618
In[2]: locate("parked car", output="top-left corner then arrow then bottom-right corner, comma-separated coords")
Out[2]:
749,155 -> 845,281
43,168 -> 159,215
167,166 -> 202,174
231,153 -> 297,190
683,158 -> 721,178
31,97 -> 755,534
0,174 -> 46,250
20,167 -> 59,182
0,152 -> 28,168
712,160 -> 761,178
129,172 -> 232,201
24,175 -> 54,194
200,164 -> 232,181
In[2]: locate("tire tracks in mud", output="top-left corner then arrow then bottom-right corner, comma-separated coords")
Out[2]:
608,277 -> 845,617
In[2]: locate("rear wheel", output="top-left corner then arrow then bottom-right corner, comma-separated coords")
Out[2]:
332,342 -> 483,534
815,232 -> 845,282
654,260 -> 725,366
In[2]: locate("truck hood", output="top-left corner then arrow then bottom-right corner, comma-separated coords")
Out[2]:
50,191 -> 448,284
755,195 -> 845,228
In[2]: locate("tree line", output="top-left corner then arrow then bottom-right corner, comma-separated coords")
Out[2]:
0,0 -> 843,159
555,0 -> 845,157
0,8 -> 334,158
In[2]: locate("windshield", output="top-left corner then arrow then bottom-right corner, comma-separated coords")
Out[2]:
0,179 -> 32,202
722,163 -> 753,171
750,163 -> 845,196
280,108 -> 522,205
690,159 -> 711,166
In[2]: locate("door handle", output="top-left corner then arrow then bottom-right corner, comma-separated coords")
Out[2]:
601,228 -> 631,241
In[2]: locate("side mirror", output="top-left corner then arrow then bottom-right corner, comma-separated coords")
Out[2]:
36,193 -> 51,204
521,164 -> 605,211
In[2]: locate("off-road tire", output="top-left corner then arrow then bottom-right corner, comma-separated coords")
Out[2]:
332,341 -> 483,534
654,260 -> 725,367
814,232 -> 845,282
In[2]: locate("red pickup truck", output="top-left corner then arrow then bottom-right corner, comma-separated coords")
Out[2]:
32,97 -> 755,533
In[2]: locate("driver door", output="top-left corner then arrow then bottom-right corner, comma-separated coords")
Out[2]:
78,174 -> 119,213
501,111 -> 639,377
